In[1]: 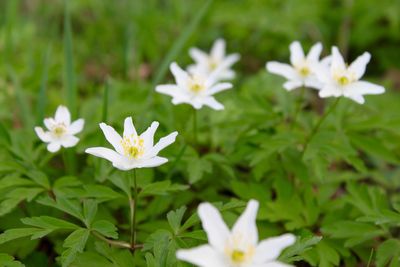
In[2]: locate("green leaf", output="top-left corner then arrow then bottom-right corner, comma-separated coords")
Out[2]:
322,221 -> 386,247
21,216 -> 79,230
0,228 -> 43,244
0,187 -> 44,216
0,253 -> 24,267
187,157 -> 212,184
92,220 -> 118,239
26,170 -> 50,189
279,235 -> 322,262
139,181 -> 188,197
83,199 -> 98,227
83,185 -> 123,201
167,206 -> 186,235
61,228 -> 90,267
376,239 -> 400,267
37,196 -> 84,222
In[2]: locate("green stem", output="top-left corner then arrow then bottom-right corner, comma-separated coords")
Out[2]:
193,108 -> 198,145
291,86 -> 306,129
129,169 -> 138,249
302,98 -> 341,157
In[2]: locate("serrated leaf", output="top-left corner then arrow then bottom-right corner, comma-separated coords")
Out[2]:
92,220 -> 118,239
167,206 -> 186,234
62,229 -> 90,267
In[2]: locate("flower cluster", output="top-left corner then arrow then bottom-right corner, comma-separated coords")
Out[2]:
266,41 -> 385,104
156,38 -> 240,110
32,37 -> 387,267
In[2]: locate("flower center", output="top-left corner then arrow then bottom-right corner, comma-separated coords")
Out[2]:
121,135 -> 145,159
188,75 -> 206,93
208,57 -> 219,70
298,66 -> 310,77
337,76 -> 350,86
52,124 -> 67,137
231,250 -> 246,263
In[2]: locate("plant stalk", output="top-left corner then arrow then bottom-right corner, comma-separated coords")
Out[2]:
302,97 -> 341,157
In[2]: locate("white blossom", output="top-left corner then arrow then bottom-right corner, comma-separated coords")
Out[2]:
315,46 -> 385,104
266,41 -> 326,90
85,117 -> 177,170
156,62 -> 232,110
35,105 -> 84,153
176,200 -> 296,267
188,38 -> 240,81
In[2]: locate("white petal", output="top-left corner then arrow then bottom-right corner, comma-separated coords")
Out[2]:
156,85 -> 183,98
253,234 -> 296,264
176,245 -> 226,267
283,80 -> 302,91
313,64 -> 331,84
85,147 -> 125,165
140,121 -> 159,150
35,127 -> 51,142
69,119 -> 84,135
306,42 -> 322,62
189,47 -> 209,63
198,203 -> 230,251
345,81 -> 385,96
318,85 -> 342,98
47,142 -> 61,153
147,131 -> 178,157
232,200 -> 259,245
348,52 -> 371,80
289,41 -> 305,66
135,156 -> 168,168
170,62 -> 189,88
55,105 -> 71,125
266,62 -> 297,80
211,38 -> 226,60
304,77 -> 323,90
331,46 -> 346,71
44,118 -> 56,131
99,123 -> 123,154
203,97 -> 224,110
218,53 -> 240,70
206,83 -> 232,96
61,135 -> 79,148
346,94 -> 365,104
123,117 -> 137,137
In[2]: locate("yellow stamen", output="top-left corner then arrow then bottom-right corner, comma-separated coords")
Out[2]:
338,76 -> 349,86
52,124 -> 66,137
121,135 -> 145,159
299,66 -> 310,76
188,76 -> 205,93
231,250 -> 245,263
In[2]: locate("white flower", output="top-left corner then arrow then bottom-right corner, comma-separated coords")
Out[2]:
85,117 -> 178,171
176,200 -> 296,267
266,41 -> 325,90
156,62 -> 233,110
188,38 -> 240,81
315,46 -> 385,104
34,105 -> 84,153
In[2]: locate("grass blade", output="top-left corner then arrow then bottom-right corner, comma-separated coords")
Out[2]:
36,44 -> 52,124
63,0 -> 77,118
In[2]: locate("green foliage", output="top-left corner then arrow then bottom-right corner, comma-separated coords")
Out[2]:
0,0 -> 399,266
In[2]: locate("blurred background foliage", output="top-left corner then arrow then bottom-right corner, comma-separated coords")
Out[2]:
0,0 -> 400,266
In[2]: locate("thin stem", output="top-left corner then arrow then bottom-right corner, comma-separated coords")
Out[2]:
166,144 -> 187,180
92,231 -> 131,249
291,86 -> 306,129
129,169 -> 138,249
302,97 -> 341,157
193,108 -> 198,145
